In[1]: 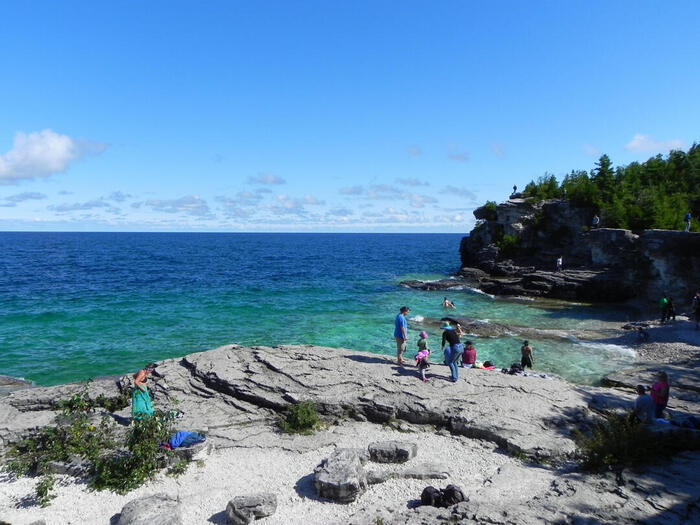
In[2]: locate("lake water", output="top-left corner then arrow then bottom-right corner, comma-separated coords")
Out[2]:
0,232 -> 639,386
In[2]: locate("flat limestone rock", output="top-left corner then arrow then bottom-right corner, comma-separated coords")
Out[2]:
0,344 -> 633,459
225,493 -> 277,525
116,493 -> 183,525
313,448 -> 369,503
368,441 -> 417,463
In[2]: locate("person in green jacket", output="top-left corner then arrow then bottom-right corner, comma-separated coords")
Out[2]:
131,363 -> 156,419
660,295 -> 670,324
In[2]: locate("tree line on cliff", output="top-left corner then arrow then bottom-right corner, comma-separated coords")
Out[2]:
520,143 -> 700,232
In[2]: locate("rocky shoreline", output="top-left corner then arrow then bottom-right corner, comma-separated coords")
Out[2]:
1,320 -> 699,524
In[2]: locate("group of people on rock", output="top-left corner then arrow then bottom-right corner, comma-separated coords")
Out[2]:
632,371 -> 670,423
659,291 -> 700,328
394,305 -> 533,383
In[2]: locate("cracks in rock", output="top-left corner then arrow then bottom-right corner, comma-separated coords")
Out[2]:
252,354 -> 309,388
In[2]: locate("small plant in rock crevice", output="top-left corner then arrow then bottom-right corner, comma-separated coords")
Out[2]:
574,412 -> 698,471
279,401 -> 320,434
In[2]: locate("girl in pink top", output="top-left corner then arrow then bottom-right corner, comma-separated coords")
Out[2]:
650,371 -> 670,419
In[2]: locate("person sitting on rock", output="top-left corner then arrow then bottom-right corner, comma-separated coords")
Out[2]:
461,341 -> 476,368
636,326 -> 650,342
442,297 -> 456,309
632,384 -> 655,423
591,214 -> 600,229
415,331 -> 431,382
520,340 -> 534,369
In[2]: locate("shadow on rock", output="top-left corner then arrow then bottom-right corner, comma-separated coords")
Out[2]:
206,510 -> 229,524
344,355 -> 391,365
294,472 -> 323,501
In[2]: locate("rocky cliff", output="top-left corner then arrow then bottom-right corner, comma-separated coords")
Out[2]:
459,197 -> 700,305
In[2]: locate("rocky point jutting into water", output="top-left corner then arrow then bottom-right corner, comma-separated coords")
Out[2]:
450,196 -> 700,305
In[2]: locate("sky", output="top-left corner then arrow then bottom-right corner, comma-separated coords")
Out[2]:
1,1 -> 698,233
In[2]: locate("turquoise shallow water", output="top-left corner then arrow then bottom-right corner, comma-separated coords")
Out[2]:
0,232 -> 639,386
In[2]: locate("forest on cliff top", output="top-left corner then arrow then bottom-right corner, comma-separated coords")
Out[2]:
521,143 -> 700,232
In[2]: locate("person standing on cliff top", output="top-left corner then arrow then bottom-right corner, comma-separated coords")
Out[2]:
684,211 -> 691,232
394,306 -> 410,366
556,255 -> 563,272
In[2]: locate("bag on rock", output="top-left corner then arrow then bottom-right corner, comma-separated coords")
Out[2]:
442,484 -> 466,506
420,486 -> 443,507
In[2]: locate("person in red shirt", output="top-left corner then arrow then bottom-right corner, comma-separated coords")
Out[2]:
461,341 -> 476,368
650,371 -> 670,419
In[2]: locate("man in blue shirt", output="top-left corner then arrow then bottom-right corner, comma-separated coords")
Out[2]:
394,306 -> 410,365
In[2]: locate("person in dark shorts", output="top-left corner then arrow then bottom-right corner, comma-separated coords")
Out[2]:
521,340 -> 534,369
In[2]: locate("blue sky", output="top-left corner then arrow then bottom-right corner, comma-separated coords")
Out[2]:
1,1 -> 698,232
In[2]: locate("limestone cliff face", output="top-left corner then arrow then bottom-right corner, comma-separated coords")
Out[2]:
460,197 -> 700,304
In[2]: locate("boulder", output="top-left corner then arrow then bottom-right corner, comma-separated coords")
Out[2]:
225,493 -> 277,525
116,493 -> 183,525
313,448 -> 369,503
172,440 -> 212,461
368,441 -> 417,463
46,455 -> 91,477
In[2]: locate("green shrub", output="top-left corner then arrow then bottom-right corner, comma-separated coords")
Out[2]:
4,382 -> 180,501
496,234 -> 520,258
574,412 -> 696,470
280,401 -> 320,434
35,473 -> 56,507
482,201 -> 498,221
54,381 -> 129,414
91,409 -> 176,493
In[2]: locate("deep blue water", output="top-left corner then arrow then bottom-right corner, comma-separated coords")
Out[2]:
0,232 -> 637,386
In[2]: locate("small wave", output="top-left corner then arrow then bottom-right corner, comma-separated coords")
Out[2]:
411,315 -> 425,322
468,287 -> 495,298
573,340 -> 637,357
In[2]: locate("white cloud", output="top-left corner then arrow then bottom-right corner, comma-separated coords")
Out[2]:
625,134 -> 685,153
49,199 -> 119,213
248,173 -> 286,185
490,143 -> 505,157
0,129 -> 107,185
409,194 -> 438,208
408,145 -> 422,157
443,186 -> 477,200
367,185 -> 403,200
448,152 -> 469,162
582,144 -> 600,157
327,208 -> 353,217
396,178 -> 429,187
108,191 -> 133,202
447,143 -> 469,162
143,195 -> 212,217
0,192 -> 47,207
339,185 -> 363,195
302,195 -> 325,205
